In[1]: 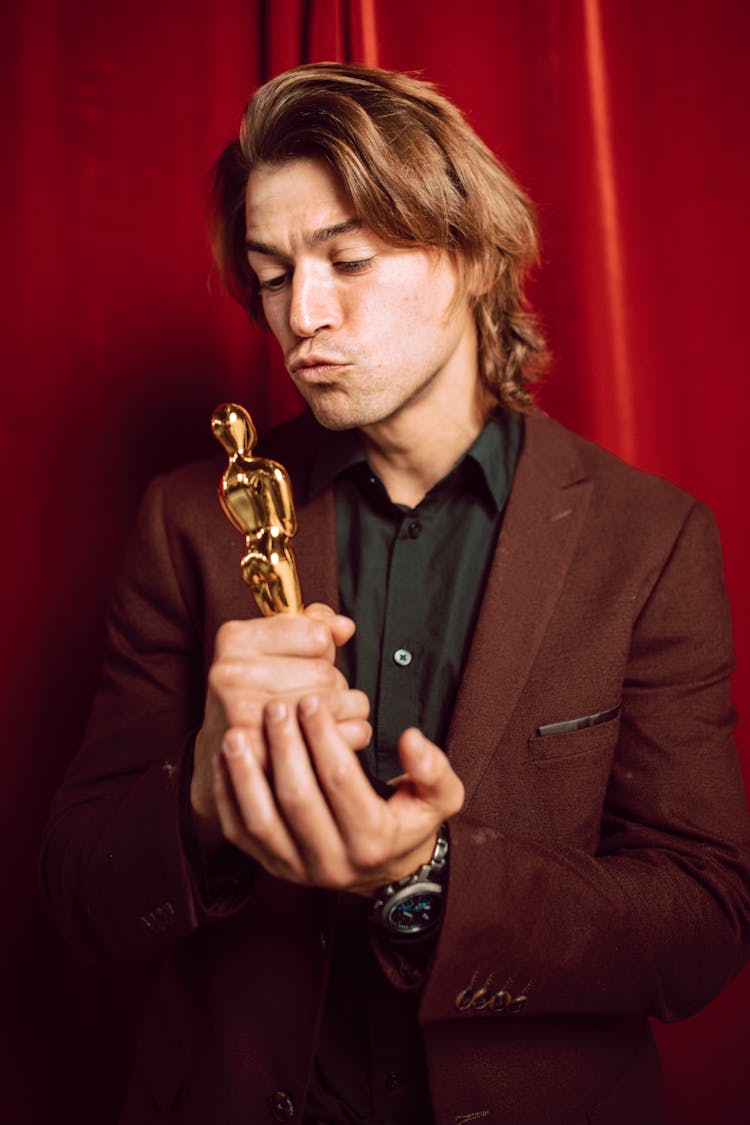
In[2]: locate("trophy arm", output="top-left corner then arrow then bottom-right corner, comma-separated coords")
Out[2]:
217,484 -> 250,535
266,461 -> 299,537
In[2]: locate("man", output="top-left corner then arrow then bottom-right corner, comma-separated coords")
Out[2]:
42,63 -> 750,1125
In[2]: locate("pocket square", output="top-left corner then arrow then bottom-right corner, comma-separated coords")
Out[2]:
537,704 -> 621,737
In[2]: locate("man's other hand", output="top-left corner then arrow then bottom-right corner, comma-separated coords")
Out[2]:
213,695 -> 465,893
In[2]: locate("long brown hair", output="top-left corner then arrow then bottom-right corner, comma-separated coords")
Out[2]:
211,63 -> 548,410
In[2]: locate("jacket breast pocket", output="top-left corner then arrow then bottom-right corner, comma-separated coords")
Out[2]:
525,711 -> 622,850
528,707 -> 621,763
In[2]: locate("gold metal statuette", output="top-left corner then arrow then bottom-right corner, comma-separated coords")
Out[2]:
211,402 -> 303,616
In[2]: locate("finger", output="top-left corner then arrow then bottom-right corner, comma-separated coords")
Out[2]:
326,688 -> 371,723
304,604 -> 355,656
392,728 -> 465,819
335,719 -> 372,751
224,722 -> 270,772
214,615 -> 334,661
219,729 -> 305,881
325,689 -> 371,748
263,700 -> 349,884
297,696 -> 389,863
210,648 -> 341,706
212,751 -> 246,843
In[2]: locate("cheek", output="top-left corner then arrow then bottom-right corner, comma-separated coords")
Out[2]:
262,300 -> 290,345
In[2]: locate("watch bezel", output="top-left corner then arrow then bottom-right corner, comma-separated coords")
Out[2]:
382,879 -> 445,935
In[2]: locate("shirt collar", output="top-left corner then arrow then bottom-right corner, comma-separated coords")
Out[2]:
305,410 -> 522,511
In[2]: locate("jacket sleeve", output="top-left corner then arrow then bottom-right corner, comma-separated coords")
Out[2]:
39,473 -> 258,963
415,500 -> 750,1024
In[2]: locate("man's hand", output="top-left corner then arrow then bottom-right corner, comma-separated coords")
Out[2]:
191,604 -> 371,851
212,694 -> 465,895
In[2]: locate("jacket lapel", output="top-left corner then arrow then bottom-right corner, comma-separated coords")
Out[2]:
445,412 -> 593,802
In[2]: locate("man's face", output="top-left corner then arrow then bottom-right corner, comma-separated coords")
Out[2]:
244,157 -> 478,433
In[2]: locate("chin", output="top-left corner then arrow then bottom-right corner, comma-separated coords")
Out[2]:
306,404 -> 356,431
305,395 -> 369,432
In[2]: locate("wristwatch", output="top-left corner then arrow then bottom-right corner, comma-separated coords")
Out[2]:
370,825 -> 449,936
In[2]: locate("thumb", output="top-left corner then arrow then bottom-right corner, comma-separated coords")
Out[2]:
304,603 -> 356,648
397,728 -> 465,814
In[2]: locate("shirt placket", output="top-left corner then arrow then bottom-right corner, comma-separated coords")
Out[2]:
374,510 -> 427,782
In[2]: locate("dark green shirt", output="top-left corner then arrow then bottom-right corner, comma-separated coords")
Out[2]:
307,410 -> 521,787
303,412 -> 521,1125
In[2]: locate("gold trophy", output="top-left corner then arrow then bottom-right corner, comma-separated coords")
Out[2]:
211,403 -> 303,616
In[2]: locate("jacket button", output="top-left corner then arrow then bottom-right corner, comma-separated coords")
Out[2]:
489,989 -> 511,1013
455,986 -> 474,1010
270,1090 -> 295,1120
471,987 -> 489,1009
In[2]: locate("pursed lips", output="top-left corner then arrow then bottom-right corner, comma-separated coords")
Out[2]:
290,357 -> 352,383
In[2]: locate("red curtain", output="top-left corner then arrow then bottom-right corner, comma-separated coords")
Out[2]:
2,1 -> 748,1121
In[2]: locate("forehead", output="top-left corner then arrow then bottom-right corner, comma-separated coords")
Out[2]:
245,157 -> 355,239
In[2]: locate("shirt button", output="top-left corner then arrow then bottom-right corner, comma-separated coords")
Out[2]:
393,648 -> 413,666
385,1072 -> 402,1091
408,519 -> 422,538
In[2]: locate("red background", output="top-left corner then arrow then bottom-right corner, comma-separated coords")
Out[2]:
2,1 -> 749,1120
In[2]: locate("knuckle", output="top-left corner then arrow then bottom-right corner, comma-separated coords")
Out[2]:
350,837 -> 387,871
325,757 -> 351,791
207,662 -> 229,692
215,619 -> 245,651
308,622 -> 330,651
274,780 -> 308,812
351,690 -> 371,717
235,697 -> 264,726
313,657 -> 336,684
209,659 -> 253,692
341,720 -> 371,750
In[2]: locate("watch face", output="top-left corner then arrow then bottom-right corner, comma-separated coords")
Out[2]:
388,889 -> 443,934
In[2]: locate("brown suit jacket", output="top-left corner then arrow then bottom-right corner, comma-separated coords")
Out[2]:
41,410 -> 750,1125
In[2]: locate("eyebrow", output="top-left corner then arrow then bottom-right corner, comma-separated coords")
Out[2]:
245,218 -> 364,257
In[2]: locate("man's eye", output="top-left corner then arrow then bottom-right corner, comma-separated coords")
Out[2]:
335,258 -> 373,273
258,274 -> 288,293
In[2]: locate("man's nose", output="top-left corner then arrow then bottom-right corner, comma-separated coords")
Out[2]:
288,267 -> 341,338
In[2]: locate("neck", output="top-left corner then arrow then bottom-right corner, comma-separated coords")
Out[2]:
361,381 -> 492,508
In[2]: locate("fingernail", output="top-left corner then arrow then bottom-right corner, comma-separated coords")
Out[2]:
299,695 -> 319,717
266,700 -> 288,723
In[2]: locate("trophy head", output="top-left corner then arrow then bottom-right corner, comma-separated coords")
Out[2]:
211,403 -> 257,458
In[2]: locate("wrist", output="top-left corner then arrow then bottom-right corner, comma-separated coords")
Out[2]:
369,824 -> 449,936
